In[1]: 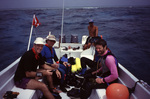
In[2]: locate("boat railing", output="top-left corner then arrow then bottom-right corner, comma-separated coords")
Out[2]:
0,57 -> 21,99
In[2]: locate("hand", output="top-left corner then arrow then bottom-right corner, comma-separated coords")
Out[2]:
51,64 -> 59,69
63,62 -> 67,67
35,76 -> 42,80
95,78 -> 104,84
63,62 -> 71,67
43,70 -> 53,76
56,70 -> 61,79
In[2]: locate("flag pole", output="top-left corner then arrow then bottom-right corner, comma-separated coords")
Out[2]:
60,0 -> 64,44
27,14 -> 35,51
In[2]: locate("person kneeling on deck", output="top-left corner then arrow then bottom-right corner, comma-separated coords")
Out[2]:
80,39 -> 119,99
41,34 -> 68,92
14,37 -> 61,99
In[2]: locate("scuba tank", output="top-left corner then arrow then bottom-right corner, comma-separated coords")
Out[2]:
75,58 -> 82,71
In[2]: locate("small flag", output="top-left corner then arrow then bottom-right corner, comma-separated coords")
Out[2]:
32,15 -> 41,27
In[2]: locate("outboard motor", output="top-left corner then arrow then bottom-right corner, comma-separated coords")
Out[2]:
71,34 -> 78,43
59,34 -> 66,43
82,35 -> 88,44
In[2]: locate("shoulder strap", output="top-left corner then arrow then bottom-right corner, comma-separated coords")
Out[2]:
103,51 -> 114,59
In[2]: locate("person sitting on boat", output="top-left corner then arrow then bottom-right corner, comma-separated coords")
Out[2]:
80,39 -> 119,99
41,34 -> 68,92
83,19 -> 101,50
14,37 -> 61,99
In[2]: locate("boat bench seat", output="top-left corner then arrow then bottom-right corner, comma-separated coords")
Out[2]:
80,54 -> 94,60
0,57 -> 43,99
0,74 -> 41,99
11,79 -> 42,99
11,86 -> 40,99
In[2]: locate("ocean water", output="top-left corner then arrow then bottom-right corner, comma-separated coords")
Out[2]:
0,6 -> 150,84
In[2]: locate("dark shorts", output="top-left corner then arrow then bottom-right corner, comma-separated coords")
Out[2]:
15,78 -> 31,89
85,36 -> 101,44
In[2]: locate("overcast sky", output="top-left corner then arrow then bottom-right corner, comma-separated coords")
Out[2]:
0,0 -> 150,9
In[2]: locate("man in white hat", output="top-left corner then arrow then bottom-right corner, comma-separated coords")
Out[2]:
14,37 -> 61,99
41,34 -> 68,92
41,34 -> 58,67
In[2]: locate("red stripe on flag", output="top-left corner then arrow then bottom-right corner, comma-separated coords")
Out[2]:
32,15 -> 41,27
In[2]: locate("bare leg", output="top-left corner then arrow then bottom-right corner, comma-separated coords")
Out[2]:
26,79 -> 55,99
47,74 -> 54,89
36,69 -> 54,88
87,43 -> 91,48
47,75 -> 62,93
37,69 -> 62,93
83,44 -> 88,50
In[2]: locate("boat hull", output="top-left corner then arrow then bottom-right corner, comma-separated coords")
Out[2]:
0,41 -> 150,99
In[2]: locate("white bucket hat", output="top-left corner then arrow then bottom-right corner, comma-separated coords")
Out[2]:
34,37 -> 45,45
46,34 -> 56,42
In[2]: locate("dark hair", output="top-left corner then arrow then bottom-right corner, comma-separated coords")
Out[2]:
95,39 -> 107,48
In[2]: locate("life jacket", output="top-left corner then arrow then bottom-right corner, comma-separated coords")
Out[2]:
41,45 -> 56,64
95,51 -> 118,79
60,54 -> 68,62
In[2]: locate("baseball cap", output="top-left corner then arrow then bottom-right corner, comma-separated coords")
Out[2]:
89,19 -> 94,23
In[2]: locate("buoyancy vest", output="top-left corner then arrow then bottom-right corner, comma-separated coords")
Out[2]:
41,45 -> 56,64
60,54 -> 68,62
95,51 -> 118,78
71,58 -> 82,73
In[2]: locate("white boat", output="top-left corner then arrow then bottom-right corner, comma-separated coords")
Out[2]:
0,0 -> 150,98
0,34 -> 150,99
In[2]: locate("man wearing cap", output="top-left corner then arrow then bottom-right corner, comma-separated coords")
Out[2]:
83,19 -> 99,50
41,34 -> 68,92
14,37 -> 61,99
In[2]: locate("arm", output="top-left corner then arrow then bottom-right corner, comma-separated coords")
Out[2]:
42,64 -> 61,79
88,26 -> 90,34
95,26 -> 98,37
104,55 -> 118,83
55,69 -> 61,79
25,71 -> 36,78
53,48 -> 59,62
26,69 -> 53,78
88,26 -> 92,36
54,54 -> 59,62
93,54 -> 96,61
42,64 -> 56,70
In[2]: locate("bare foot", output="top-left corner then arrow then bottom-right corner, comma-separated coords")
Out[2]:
52,88 -> 62,93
